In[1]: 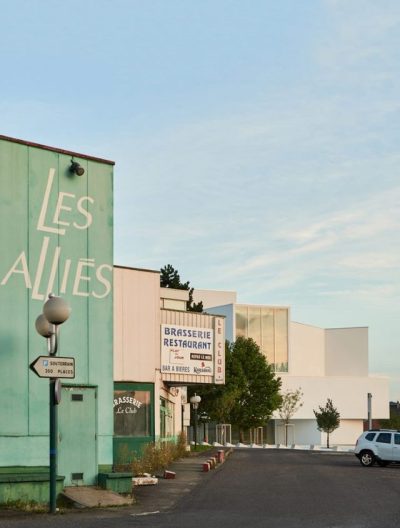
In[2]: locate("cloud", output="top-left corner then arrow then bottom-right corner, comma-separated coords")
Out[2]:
110,0 -> 400,320
320,0 -> 400,81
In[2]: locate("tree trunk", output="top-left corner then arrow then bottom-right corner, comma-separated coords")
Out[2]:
327,432 -> 330,449
239,428 -> 244,443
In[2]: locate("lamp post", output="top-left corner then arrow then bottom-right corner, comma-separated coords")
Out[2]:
367,393 -> 372,430
189,394 -> 201,450
35,294 -> 71,514
199,412 -> 210,443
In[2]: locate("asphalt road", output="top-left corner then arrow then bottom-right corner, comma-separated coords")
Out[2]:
2,449 -> 400,528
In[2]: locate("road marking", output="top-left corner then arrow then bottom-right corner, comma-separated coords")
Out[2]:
131,510 -> 161,516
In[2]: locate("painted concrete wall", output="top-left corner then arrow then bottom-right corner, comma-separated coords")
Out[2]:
275,419 -> 363,446
277,374 -> 389,420
290,322 -> 325,376
0,136 -> 114,469
194,289 -> 237,309
275,419 -> 322,445
328,419 -> 363,446
325,327 -> 368,377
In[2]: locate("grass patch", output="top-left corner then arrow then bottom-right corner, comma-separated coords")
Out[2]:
190,444 -> 214,453
0,499 -> 47,512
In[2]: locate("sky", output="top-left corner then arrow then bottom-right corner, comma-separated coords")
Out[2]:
1,0 -> 399,398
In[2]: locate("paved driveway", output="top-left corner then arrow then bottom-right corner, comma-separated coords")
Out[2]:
2,449 -> 400,528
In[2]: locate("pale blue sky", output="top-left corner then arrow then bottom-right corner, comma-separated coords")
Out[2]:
1,1 -> 399,397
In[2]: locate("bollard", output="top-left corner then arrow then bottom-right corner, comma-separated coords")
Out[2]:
217,450 -> 225,463
203,462 -> 210,472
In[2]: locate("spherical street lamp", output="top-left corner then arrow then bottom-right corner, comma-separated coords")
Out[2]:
35,313 -> 53,338
36,294 -> 71,356
43,294 -> 71,325
35,293 -> 71,514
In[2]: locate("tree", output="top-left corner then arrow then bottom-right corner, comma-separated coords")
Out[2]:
379,402 -> 400,430
160,264 -> 203,312
190,337 -> 282,443
313,398 -> 340,448
278,388 -> 303,446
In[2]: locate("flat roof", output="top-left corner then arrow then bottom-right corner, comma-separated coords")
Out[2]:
114,264 -> 160,274
0,134 -> 115,165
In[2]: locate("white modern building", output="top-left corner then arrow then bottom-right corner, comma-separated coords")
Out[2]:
194,289 -> 389,446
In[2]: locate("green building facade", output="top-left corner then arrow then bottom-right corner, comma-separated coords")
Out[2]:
0,135 -> 114,500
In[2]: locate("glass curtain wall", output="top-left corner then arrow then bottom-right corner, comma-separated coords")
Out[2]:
235,305 -> 288,372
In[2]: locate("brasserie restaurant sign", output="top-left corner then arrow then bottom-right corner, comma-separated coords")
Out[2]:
161,324 -> 214,376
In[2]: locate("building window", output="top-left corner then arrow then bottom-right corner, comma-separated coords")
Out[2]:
261,307 -> 275,365
235,305 -> 288,372
274,308 -> 288,372
114,390 -> 151,437
160,397 -> 175,439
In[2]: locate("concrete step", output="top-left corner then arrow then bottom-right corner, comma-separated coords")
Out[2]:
61,486 -> 133,508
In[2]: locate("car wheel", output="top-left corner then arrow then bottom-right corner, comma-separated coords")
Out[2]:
376,460 -> 389,467
359,450 -> 375,467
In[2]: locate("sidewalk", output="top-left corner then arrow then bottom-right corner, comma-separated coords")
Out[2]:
0,448 -> 229,519
130,448 -> 230,515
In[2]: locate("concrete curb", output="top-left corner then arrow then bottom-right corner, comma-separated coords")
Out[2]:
202,447 -> 234,471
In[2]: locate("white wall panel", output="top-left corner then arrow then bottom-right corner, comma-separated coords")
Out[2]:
325,327 -> 368,377
276,375 -> 389,420
114,267 -> 160,382
290,322 -> 325,376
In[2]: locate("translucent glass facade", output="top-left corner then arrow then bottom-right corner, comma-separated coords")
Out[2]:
235,305 -> 288,372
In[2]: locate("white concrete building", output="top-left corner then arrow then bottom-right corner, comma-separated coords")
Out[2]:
194,289 -> 389,446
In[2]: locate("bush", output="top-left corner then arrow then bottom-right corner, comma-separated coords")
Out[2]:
132,433 -> 189,476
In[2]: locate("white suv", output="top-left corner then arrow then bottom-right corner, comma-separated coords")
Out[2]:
355,429 -> 400,467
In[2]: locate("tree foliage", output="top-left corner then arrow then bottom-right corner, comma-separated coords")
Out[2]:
278,388 -> 303,424
313,398 -> 340,448
190,337 -> 282,441
380,417 -> 400,430
278,388 -> 303,446
160,264 -> 203,312
379,403 -> 400,430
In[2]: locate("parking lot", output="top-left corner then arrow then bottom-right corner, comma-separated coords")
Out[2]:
3,449 -> 400,528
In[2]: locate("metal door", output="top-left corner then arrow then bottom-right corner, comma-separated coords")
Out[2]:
58,386 -> 97,486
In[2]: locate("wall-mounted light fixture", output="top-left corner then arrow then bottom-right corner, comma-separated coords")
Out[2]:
70,160 -> 85,176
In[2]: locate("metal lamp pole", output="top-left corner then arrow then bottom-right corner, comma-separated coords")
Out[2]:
190,394 -> 201,450
367,393 -> 372,430
35,294 -> 71,514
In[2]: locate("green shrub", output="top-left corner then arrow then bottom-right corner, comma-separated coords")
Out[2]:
132,433 -> 189,476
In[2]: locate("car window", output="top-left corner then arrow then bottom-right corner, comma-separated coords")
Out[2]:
365,433 -> 376,441
376,433 -> 392,444
395,434 -> 400,445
